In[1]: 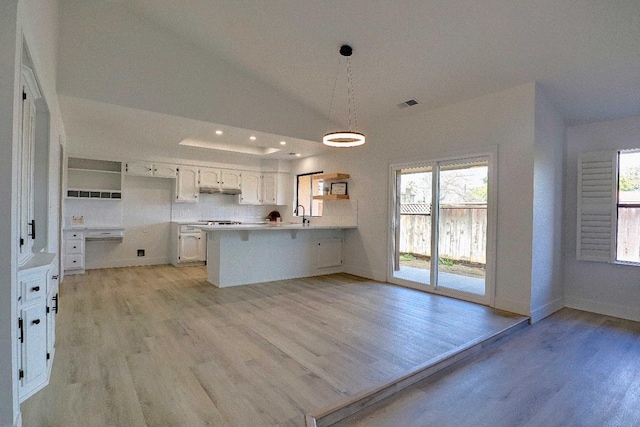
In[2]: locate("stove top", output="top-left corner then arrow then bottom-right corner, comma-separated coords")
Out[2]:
201,220 -> 242,225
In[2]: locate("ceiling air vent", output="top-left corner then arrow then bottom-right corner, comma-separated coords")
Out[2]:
397,99 -> 420,109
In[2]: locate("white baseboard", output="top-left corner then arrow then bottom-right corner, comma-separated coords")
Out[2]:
343,265 -> 386,282
493,296 -> 530,317
530,297 -> 564,323
564,296 -> 640,322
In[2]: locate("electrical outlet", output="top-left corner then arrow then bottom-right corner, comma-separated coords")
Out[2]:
71,215 -> 84,225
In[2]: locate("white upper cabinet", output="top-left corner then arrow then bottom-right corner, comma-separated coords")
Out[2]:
239,172 -> 288,205
198,168 -> 242,190
239,171 -> 261,205
198,168 -> 221,187
152,164 -> 177,178
261,173 -> 278,205
175,166 -> 199,203
18,67 -> 38,264
125,162 -> 176,178
220,170 -> 242,190
125,162 -> 153,176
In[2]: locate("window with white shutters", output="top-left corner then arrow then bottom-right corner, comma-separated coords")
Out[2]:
577,151 -> 617,262
577,149 -> 640,265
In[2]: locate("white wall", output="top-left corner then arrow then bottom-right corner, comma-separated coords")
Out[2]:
0,3 -> 20,425
292,83 -> 538,316
530,86 -> 566,322
563,116 -> 640,322
57,0 -> 327,142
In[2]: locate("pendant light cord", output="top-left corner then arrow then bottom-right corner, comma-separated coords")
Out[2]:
325,57 -> 342,135
346,56 -> 359,132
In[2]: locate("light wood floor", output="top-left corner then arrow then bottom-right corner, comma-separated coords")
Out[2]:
334,308 -> 640,427
21,265 -> 524,427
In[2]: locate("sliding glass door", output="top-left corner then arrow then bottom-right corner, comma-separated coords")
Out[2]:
390,154 -> 494,305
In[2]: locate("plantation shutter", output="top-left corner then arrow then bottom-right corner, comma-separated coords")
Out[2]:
577,151 -> 617,262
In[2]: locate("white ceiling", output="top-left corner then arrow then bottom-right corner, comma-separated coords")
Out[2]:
61,0 -> 640,158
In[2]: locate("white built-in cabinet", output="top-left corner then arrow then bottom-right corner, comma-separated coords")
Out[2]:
199,167 -> 221,188
175,166 -> 199,203
220,170 -> 242,190
66,158 -> 122,200
17,253 -> 57,402
170,223 -> 206,266
198,167 -> 242,191
16,60 -> 59,405
18,66 -> 38,265
240,171 -> 261,205
240,172 -> 287,205
124,162 -> 177,178
63,230 -> 84,274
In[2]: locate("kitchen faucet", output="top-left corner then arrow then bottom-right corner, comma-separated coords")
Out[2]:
296,205 -> 309,225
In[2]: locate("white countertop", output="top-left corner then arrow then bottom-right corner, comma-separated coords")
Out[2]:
194,223 -> 356,231
63,226 -> 125,231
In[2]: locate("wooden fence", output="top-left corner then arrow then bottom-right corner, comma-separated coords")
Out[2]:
617,208 -> 640,263
400,205 -> 487,264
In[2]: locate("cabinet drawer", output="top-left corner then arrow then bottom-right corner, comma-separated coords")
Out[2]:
19,270 -> 46,304
65,231 -> 83,240
64,254 -> 84,270
65,241 -> 83,254
180,224 -> 202,233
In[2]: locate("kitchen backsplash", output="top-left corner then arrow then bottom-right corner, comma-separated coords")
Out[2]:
171,193 -> 283,223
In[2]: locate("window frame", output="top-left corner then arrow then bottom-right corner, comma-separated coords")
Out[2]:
295,171 -> 323,217
615,149 -> 640,266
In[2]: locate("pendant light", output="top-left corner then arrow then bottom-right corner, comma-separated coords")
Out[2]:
323,45 -> 365,147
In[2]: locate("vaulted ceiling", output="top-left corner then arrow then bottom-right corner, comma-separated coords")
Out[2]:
58,0 -> 640,158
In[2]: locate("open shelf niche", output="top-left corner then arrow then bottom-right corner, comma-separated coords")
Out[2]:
312,173 -> 350,200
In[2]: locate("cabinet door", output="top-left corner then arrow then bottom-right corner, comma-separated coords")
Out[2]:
176,167 -> 199,203
199,168 -> 220,187
47,276 -> 58,368
153,163 -> 177,178
18,76 -> 37,263
220,170 -> 242,190
197,231 -> 207,261
178,234 -> 202,262
316,238 -> 343,268
125,162 -> 153,176
20,302 -> 48,399
261,173 -> 277,205
239,172 -> 261,205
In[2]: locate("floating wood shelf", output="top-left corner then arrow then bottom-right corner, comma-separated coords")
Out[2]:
313,194 -> 350,200
313,173 -> 350,181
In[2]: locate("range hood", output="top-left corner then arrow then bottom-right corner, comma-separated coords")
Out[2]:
199,186 -> 242,195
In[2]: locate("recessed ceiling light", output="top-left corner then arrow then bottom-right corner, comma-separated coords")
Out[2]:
250,136 -> 256,141
295,153 -> 301,157
215,130 -> 223,135
280,141 -> 287,145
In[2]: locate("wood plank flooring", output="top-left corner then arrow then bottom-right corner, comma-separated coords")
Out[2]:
21,265 -> 524,427
334,308 -> 640,427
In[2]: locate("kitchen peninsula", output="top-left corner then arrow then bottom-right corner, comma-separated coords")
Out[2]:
196,223 -> 356,287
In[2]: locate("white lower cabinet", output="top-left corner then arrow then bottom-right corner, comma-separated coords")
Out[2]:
171,223 -> 206,266
18,253 -> 57,402
63,230 -> 84,274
